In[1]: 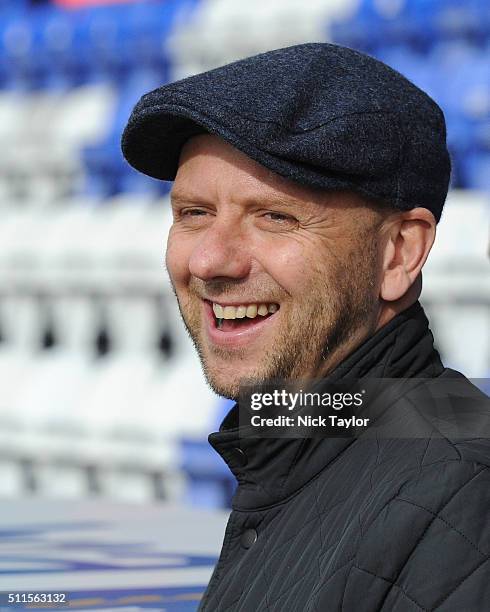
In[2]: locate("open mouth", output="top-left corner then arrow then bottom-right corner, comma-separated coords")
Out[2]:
205,300 -> 279,333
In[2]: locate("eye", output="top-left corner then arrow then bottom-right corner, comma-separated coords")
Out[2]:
265,212 -> 289,221
259,211 -> 298,229
174,207 -> 212,225
182,208 -> 208,217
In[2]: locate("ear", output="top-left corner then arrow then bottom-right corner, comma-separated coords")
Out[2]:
380,208 -> 436,302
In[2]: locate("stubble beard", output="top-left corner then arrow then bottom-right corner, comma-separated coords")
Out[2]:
171,238 -> 378,400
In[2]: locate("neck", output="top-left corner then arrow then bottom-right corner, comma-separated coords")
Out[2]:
376,276 -> 422,331
316,286 -> 422,378
316,324 -> 375,378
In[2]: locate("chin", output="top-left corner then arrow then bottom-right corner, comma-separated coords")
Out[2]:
204,350 -> 271,396
205,374 -> 241,401
204,365 -> 248,399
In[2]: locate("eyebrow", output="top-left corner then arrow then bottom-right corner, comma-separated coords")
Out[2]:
170,191 -> 302,211
170,193 -> 203,206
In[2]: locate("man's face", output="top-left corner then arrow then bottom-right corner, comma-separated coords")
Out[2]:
166,135 -> 384,399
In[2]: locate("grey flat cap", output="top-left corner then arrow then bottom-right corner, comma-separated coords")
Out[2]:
121,43 -> 451,221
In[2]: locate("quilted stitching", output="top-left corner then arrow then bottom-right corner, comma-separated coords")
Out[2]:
199,304 -> 490,612
395,496 -> 488,557
397,469 -> 484,603
432,556 -> 489,610
352,565 -> 427,611
204,457 -> 490,611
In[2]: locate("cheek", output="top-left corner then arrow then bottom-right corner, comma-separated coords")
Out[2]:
166,229 -> 192,286
260,239 -> 313,294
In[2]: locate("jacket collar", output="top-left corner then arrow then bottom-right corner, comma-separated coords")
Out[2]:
208,301 -> 444,511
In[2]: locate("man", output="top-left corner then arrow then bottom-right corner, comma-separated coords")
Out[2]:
122,44 -> 490,611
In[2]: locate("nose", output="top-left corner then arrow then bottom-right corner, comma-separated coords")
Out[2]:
188,215 -> 252,281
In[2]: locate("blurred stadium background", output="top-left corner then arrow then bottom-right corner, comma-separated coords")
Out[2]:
0,0 -> 488,509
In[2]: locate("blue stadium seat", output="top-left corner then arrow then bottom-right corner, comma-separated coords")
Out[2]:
179,398 -> 236,508
431,45 -> 489,154
332,0 -> 489,53
375,45 -> 427,87
331,0 -> 414,53
0,0 -> 28,13
120,0 -> 180,80
215,398 -> 235,427
0,15 -> 36,90
28,6 -> 73,91
0,6 -> 78,91
74,1 -> 181,88
460,152 -> 490,191
0,18 -> 10,88
81,69 -> 166,198
84,6 -> 129,84
410,0 -> 489,41
180,437 -> 236,508
39,10 -> 76,90
115,71 -> 169,195
82,135 -> 166,199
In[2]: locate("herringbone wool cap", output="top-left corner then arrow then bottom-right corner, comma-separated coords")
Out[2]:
121,43 -> 451,221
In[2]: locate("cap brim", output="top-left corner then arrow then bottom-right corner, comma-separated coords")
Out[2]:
121,104 -> 240,181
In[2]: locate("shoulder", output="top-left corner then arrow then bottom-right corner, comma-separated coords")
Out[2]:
349,458 -> 490,610
342,372 -> 490,608
403,368 -> 490,466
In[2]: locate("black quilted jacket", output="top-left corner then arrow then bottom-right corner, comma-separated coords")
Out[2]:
200,302 -> 490,611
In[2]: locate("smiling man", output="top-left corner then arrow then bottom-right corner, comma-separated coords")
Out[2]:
122,44 -> 490,612
168,135 -> 401,398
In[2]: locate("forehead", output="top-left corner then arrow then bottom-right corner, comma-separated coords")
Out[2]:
171,134 -> 383,227
172,134 -> 327,205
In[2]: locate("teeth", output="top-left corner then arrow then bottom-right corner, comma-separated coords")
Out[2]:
213,304 -> 224,318
246,304 -> 258,318
223,306 -> 235,319
212,302 -> 279,320
236,306 -> 247,318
